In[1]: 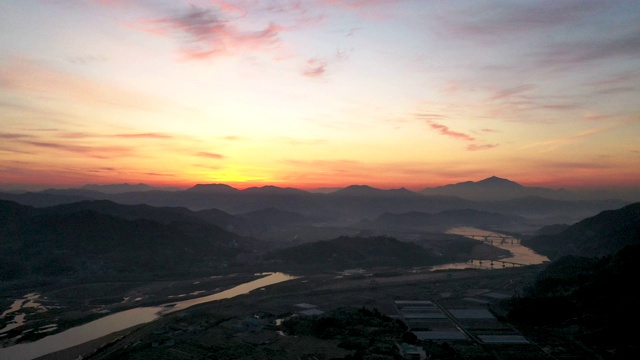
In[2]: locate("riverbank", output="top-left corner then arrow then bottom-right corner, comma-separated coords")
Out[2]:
82,265 -> 548,360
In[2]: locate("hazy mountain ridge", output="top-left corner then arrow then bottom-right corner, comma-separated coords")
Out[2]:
420,176 -> 576,201
80,183 -> 181,193
0,177 -> 631,228
0,200 -> 247,280
504,244 -> 640,358
264,236 -> 443,271
358,208 -> 528,232
522,202 -> 640,260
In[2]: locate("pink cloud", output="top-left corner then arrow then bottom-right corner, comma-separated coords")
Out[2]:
21,140 -> 134,159
427,121 -> 475,141
302,58 -> 327,77
0,132 -> 30,139
467,144 -> 498,151
489,84 -> 534,101
135,5 -> 282,60
113,133 -> 173,139
320,0 -> 407,20
196,151 -> 224,159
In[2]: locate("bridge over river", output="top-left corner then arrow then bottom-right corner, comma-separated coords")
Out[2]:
463,233 -> 521,245
440,227 -> 549,270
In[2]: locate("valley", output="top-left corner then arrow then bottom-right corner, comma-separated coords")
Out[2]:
1,178 -> 638,359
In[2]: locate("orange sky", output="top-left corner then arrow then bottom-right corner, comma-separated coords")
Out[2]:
1,1 -> 639,191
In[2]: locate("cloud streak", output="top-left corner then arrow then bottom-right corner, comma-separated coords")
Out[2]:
196,151 -> 224,159
427,121 -> 475,141
135,5 -> 282,60
467,144 -> 497,151
21,140 -> 134,159
302,58 -> 327,77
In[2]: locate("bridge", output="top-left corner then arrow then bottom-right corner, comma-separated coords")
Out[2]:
462,233 -> 520,245
467,259 -> 527,268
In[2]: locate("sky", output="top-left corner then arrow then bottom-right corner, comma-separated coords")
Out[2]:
1,0 -> 639,191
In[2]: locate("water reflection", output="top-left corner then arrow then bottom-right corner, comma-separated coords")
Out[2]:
430,227 -> 549,271
0,294 -> 48,335
0,272 -> 297,360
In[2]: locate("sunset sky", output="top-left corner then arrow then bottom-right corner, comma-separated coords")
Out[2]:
1,0 -> 639,191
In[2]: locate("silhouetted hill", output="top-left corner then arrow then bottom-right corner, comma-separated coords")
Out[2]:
330,185 -> 417,198
264,236 -> 442,271
421,176 -> 574,201
239,207 -> 310,227
0,191 -> 92,207
242,185 -> 310,196
0,181 -> 629,227
534,223 -> 571,236
359,209 -> 528,232
505,244 -> 640,358
80,183 -> 179,193
185,183 -> 240,194
194,207 -> 258,235
522,202 -> 640,260
0,200 -> 247,280
40,200 -> 205,225
478,196 -> 628,225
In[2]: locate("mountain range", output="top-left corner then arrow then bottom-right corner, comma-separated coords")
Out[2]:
0,177 -> 632,228
522,202 -> 640,260
419,176 -> 574,201
0,200 -> 248,280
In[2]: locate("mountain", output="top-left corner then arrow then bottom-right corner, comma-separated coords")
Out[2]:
330,185 -> 416,198
359,209 -> 529,232
80,183 -> 180,193
185,183 -> 240,194
238,207 -> 310,227
0,200 -> 248,280
264,235 -> 443,271
521,202 -> 640,260
39,200 -> 205,225
242,185 -> 310,196
0,180 -> 629,227
421,176 -> 574,201
504,244 -> 640,358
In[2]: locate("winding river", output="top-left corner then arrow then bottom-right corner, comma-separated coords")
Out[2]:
0,229 -> 548,360
430,227 -> 549,271
0,272 -> 297,360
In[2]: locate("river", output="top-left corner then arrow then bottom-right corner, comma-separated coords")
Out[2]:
0,272 -> 297,360
0,230 -> 547,359
430,227 -> 549,271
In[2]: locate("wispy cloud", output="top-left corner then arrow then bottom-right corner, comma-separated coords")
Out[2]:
414,112 -> 449,121
21,140 -> 134,159
0,132 -> 30,139
442,1 -> 608,41
321,0 -> 408,19
467,144 -> 497,151
196,151 -> 224,159
0,57 -> 171,113
520,125 -> 616,151
538,28 -> 640,69
135,5 -> 282,60
302,58 -> 327,77
114,133 -> 174,139
221,135 -> 246,141
427,121 -> 475,141
489,84 -> 534,101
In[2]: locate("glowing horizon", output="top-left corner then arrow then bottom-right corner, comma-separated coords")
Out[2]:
1,1 -> 639,192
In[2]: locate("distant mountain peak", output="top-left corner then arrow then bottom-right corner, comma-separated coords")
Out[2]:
421,176 -> 571,201
332,185 -> 382,196
242,186 -> 308,195
476,176 -> 523,188
80,183 -> 163,193
186,183 -> 239,193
